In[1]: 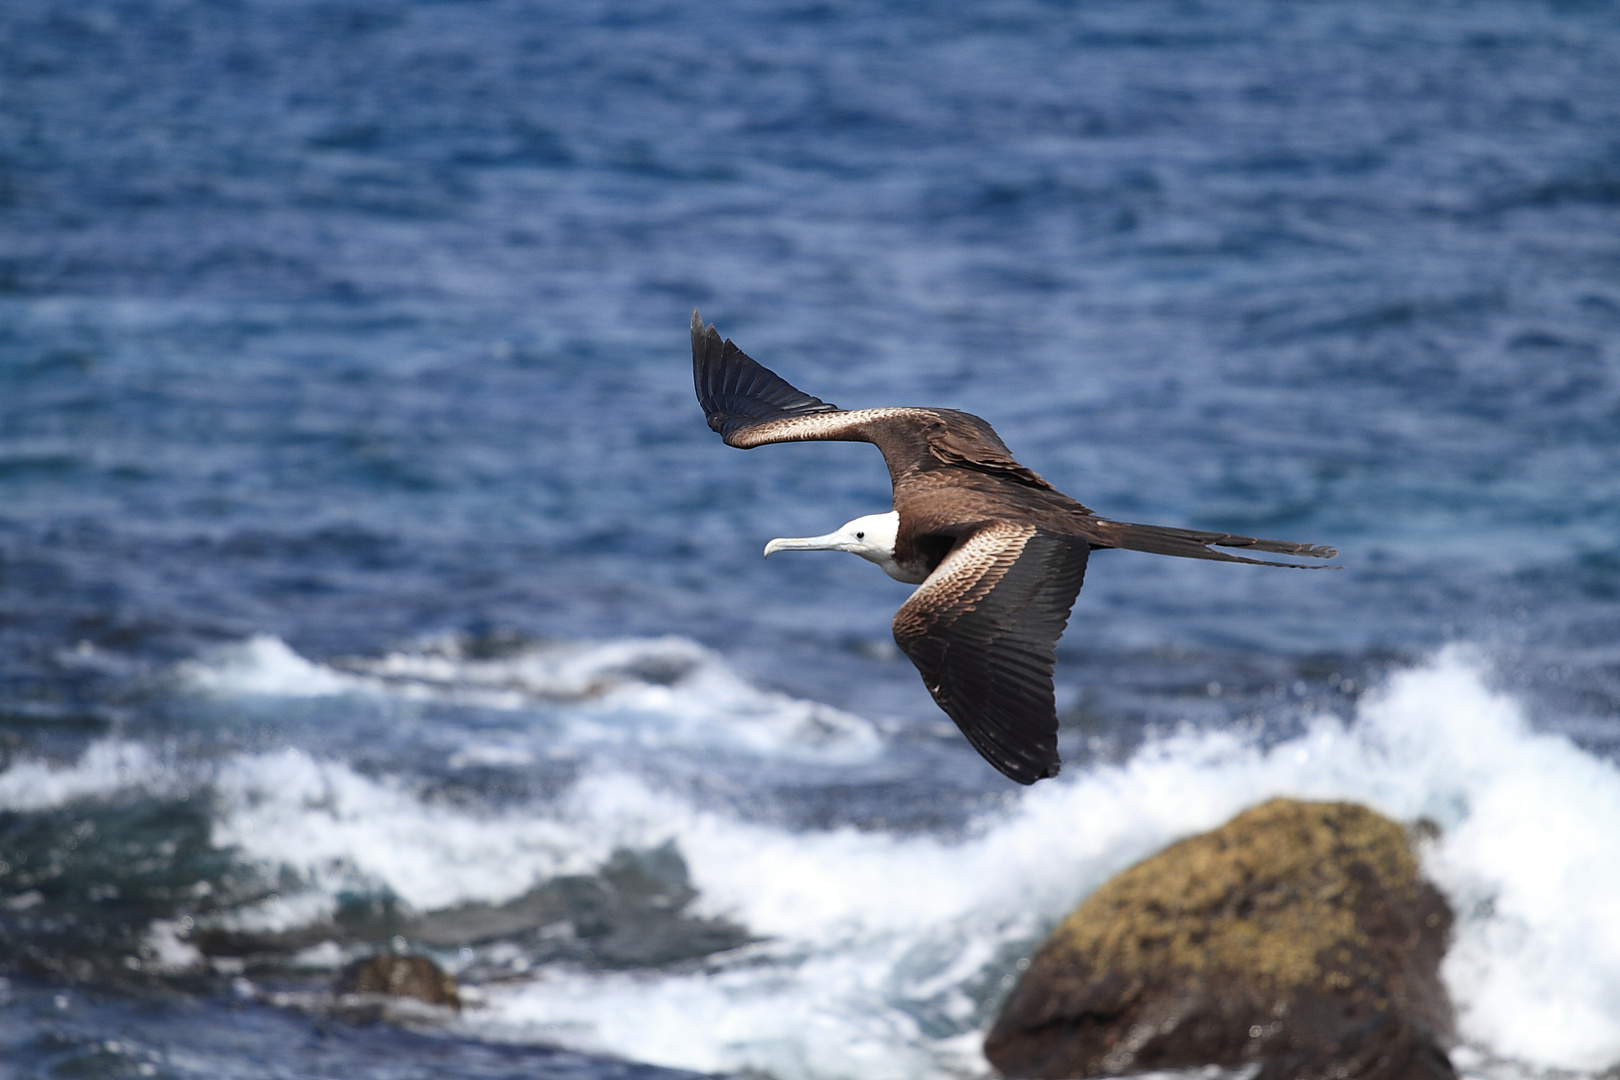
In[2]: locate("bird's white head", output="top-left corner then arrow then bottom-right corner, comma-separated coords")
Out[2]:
764,511 -> 914,581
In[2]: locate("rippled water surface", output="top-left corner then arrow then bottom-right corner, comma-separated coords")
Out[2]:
3,1 -> 1620,1077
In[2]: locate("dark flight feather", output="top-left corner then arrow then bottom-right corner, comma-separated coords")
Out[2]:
692,311 -> 839,441
891,526 -> 1090,785
1079,518 -> 1338,565
689,309 -> 1338,783
921,414 -> 1055,491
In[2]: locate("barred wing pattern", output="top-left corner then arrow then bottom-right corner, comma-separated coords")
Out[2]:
689,308 -> 1337,784
892,524 -> 1090,785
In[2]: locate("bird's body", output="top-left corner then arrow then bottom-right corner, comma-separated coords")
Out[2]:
691,311 -> 1336,784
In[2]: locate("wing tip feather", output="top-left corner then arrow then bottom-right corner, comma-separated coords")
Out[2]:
690,313 -> 842,441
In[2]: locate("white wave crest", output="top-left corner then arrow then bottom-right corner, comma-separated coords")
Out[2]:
210,748 -> 607,914
0,740 -> 164,812
178,634 -> 881,763
13,645 -> 1619,1079
177,634 -> 360,697
463,648 -> 1620,1079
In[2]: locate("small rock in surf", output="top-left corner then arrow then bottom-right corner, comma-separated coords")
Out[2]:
335,953 -> 461,1012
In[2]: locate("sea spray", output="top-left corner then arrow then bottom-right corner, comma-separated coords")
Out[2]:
4,642 -> 1617,1079
475,648 -> 1620,1077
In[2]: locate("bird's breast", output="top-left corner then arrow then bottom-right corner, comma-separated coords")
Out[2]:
884,557 -> 932,586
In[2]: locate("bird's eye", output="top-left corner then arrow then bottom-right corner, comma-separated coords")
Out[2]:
856,531 -> 865,539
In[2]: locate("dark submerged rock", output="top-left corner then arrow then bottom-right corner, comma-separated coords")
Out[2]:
194,843 -> 748,974
335,953 -> 460,1011
985,799 -> 1454,1080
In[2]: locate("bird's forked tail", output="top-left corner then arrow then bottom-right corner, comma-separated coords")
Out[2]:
1078,518 -> 1339,568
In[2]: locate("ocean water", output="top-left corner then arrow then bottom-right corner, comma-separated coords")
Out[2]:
3,1 -> 1620,1077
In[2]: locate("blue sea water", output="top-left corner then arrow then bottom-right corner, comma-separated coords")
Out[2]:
3,1 -> 1620,1077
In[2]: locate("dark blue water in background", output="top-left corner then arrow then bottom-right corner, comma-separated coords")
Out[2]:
3,2 -> 1620,1077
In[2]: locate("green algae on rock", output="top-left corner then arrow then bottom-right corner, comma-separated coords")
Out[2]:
985,799 -> 1454,1080
336,953 -> 461,1011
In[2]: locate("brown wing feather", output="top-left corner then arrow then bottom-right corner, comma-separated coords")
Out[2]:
892,524 -> 1090,785
921,412 -> 1055,491
690,312 -> 1052,490
1078,517 -> 1339,565
688,311 -> 1337,567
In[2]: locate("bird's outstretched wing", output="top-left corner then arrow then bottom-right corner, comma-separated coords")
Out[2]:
692,310 -> 841,441
692,309 -> 945,456
692,308 -> 1057,504
892,523 -> 1090,785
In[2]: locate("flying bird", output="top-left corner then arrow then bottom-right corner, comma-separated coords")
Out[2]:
691,311 -> 1336,784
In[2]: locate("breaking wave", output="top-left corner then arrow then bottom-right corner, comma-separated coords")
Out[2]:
3,639 -> 1617,1079
178,634 -> 882,763
0,739 -> 166,813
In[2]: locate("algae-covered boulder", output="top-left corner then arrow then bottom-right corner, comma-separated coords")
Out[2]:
985,799 -> 1454,1080
336,953 -> 460,1011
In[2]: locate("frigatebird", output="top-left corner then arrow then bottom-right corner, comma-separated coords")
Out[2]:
691,311 -> 1336,785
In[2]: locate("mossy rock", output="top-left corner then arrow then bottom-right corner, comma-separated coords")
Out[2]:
985,798 -> 1454,1080
336,953 -> 460,1011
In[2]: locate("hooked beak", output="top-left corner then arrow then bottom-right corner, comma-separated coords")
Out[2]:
764,532 -> 847,558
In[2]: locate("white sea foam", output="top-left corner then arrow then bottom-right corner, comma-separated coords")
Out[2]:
179,634 -> 881,763
458,648 -> 1620,1079
0,740 -> 163,812
142,918 -> 206,973
9,644 -> 1618,1078
176,634 -> 361,697
209,748 -> 606,914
